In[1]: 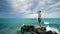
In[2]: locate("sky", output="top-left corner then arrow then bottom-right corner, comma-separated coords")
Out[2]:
0,0 -> 60,18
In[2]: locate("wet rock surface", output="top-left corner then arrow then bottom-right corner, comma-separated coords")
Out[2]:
20,25 -> 58,34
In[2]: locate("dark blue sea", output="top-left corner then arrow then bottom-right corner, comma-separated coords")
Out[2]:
0,18 -> 60,34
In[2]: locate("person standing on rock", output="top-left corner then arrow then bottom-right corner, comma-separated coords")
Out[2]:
37,10 -> 41,27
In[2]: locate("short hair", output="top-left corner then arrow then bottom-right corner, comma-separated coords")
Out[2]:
38,10 -> 41,13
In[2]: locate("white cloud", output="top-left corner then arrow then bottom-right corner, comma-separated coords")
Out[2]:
49,2 -> 60,8
6,0 -> 60,18
24,12 -> 60,18
47,12 -> 60,18
24,14 -> 38,18
7,0 -> 54,13
24,12 -> 49,18
32,0 -> 54,12
6,0 -> 33,14
47,1 -> 60,10
44,1 -> 60,13
38,0 -> 53,6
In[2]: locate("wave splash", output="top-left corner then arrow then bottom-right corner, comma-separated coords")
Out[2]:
44,22 -> 60,34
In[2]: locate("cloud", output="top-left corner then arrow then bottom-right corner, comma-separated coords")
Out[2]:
49,1 -> 60,8
30,0 -> 55,13
47,12 -> 60,18
6,0 -> 34,13
0,0 -> 60,18
23,14 -> 38,18
7,0 -> 55,13
47,1 -> 60,10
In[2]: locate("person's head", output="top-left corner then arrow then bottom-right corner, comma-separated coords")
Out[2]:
38,10 -> 41,13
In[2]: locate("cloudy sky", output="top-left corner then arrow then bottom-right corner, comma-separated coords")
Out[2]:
0,0 -> 60,18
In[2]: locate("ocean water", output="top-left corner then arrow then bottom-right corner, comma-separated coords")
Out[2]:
0,18 -> 60,34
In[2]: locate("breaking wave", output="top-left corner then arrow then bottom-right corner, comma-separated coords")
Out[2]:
44,22 -> 60,34
46,26 -> 60,34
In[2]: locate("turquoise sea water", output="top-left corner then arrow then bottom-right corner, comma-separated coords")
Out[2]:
0,18 -> 60,34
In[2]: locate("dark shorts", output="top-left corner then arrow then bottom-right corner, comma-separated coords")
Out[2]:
38,18 -> 41,23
